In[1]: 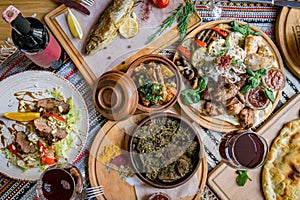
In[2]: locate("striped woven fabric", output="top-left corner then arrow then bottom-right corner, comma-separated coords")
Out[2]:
0,1 -> 299,200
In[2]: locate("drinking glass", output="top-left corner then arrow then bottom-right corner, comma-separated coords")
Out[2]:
218,130 -> 268,169
36,162 -> 83,200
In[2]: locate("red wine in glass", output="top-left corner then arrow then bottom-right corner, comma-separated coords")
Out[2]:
36,163 -> 83,200
219,131 -> 268,169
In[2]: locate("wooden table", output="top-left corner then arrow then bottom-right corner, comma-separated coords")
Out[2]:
0,0 -> 59,46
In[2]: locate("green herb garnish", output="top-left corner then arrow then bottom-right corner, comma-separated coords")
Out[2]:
264,88 -> 275,104
236,170 -> 251,186
231,21 -> 261,37
147,1 -> 197,44
138,82 -> 163,104
181,76 -> 208,105
240,68 -> 266,93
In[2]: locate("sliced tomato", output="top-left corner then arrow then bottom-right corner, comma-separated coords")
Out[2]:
153,0 -> 170,8
38,141 -> 57,165
7,143 -> 22,159
42,113 -> 67,123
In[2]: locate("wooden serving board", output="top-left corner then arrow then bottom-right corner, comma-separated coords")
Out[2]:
207,93 -> 300,200
88,112 -> 208,200
44,1 -> 202,87
173,20 -> 284,133
276,5 -> 300,79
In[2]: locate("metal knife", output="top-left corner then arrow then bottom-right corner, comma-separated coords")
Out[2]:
58,0 -> 90,15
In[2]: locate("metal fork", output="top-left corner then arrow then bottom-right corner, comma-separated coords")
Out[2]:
79,0 -> 95,6
79,186 -> 104,199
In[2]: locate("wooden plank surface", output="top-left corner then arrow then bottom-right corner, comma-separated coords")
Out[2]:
207,93 -> 300,200
0,0 -> 59,46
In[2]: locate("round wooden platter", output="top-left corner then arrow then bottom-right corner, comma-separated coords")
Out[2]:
276,6 -> 300,79
88,113 -> 208,200
173,19 -> 284,133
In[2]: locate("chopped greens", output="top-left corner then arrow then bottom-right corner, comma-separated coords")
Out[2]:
231,21 -> 261,37
138,82 -> 164,105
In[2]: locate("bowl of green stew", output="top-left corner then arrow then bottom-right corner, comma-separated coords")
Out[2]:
128,112 -> 203,189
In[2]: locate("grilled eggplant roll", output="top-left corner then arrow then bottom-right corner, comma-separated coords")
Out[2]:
84,0 -> 134,55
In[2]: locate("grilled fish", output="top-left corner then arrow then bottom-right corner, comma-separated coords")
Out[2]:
84,0 -> 134,55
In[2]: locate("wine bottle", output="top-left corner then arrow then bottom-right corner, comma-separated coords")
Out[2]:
2,5 -> 63,69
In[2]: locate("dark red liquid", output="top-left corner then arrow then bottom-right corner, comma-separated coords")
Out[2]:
233,133 -> 265,168
219,132 -> 265,168
41,168 -> 75,200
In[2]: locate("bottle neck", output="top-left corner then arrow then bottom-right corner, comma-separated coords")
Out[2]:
11,13 -> 32,35
2,5 -> 31,36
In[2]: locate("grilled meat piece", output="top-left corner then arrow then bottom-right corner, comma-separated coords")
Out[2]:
36,98 -> 70,115
202,101 -> 223,116
33,117 -> 67,145
201,87 -> 214,101
84,0 -> 134,55
226,92 -> 245,115
15,131 -> 36,154
214,83 -> 239,102
235,74 -> 249,89
239,107 -> 254,129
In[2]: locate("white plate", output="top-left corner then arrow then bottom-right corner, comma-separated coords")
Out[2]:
0,71 -> 89,181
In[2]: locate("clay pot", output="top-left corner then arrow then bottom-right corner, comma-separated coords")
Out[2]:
128,112 -> 203,189
93,70 -> 138,121
126,54 -> 181,113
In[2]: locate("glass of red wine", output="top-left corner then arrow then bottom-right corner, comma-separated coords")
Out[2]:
36,162 -> 83,200
219,130 -> 269,169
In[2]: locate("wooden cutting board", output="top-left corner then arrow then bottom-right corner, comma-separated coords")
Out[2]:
276,5 -> 300,79
44,1 -> 202,87
207,93 -> 300,200
88,111 -> 208,200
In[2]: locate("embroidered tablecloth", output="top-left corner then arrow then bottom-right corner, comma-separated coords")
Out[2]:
0,1 -> 299,200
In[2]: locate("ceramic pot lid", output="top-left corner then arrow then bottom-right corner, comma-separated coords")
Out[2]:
94,70 -> 138,121
276,6 -> 300,78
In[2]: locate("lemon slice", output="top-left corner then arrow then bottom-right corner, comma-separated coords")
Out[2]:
66,8 -> 83,40
119,18 -> 139,39
3,112 -> 40,122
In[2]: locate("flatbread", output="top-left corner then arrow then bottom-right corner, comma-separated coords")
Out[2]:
262,119 -> 300,200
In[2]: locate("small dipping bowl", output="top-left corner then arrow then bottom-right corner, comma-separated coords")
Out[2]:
93,70 -> 138,121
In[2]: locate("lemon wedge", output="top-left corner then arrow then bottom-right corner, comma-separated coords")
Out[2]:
3,112 -> 40,122
119,18 -> 139,39
66,8 -> 83,40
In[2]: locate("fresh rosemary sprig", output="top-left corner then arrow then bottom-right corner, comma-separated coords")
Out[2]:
178,2 -> 196,40
146,1 -> 197,44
